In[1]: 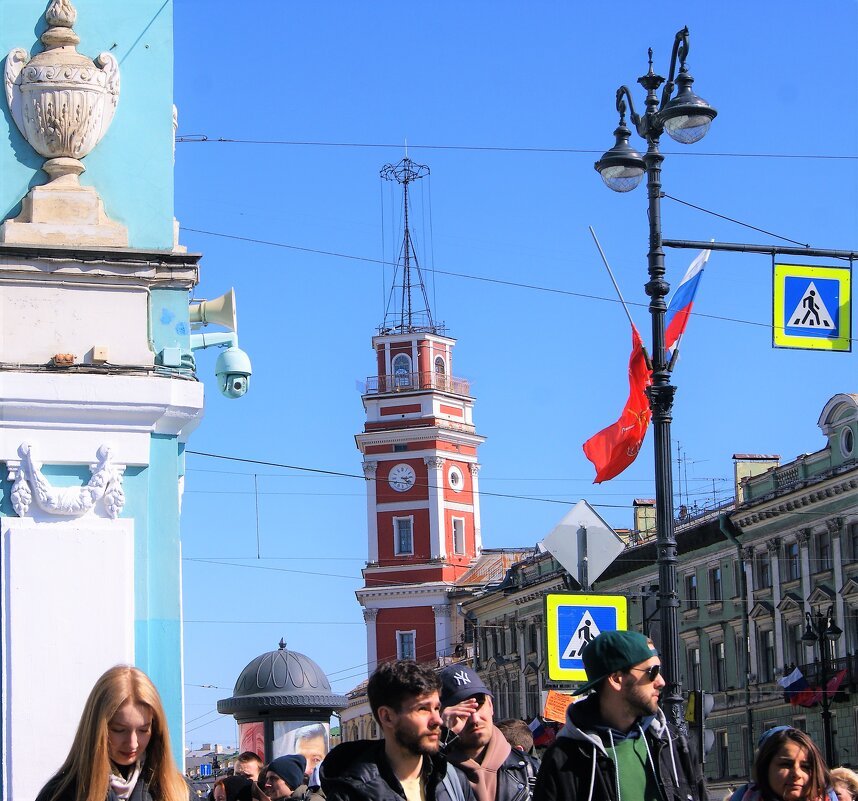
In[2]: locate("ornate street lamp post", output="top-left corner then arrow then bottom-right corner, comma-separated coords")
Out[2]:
595,27 -> 716,729
801,605 -> 843,766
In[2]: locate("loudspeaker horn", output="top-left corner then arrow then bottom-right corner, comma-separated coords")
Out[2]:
190,288 -> 236,331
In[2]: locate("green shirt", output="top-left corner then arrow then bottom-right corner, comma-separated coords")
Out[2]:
604,734 -> 662,801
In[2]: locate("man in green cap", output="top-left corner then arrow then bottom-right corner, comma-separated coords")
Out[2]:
533,630 -> 706,801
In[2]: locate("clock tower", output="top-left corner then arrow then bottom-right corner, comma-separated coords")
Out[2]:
355,158 -> 484,671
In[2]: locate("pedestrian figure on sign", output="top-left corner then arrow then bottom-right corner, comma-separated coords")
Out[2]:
574,619 -> 593,657
799,290 -> 821,326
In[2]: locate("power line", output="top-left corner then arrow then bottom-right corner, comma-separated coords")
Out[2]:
185,449 -> 635,509
180,224 -> 854,341
175,136 -> 858,161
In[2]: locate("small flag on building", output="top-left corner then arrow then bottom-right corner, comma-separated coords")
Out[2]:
778,667 -> 817,707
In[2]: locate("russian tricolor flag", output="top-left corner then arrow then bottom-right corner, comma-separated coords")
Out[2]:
664,249 -> 711,351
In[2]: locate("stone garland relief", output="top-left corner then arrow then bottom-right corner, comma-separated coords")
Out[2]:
7,443 -> 126,519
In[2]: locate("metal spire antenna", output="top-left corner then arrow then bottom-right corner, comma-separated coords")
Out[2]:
379,157 -> 439,334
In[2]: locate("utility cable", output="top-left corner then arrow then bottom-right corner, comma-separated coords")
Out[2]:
663,194 -> 810,247
181,224 -> 856,340
175,136 -> 858,161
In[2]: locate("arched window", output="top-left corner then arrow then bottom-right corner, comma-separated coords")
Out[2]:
434,356 -> 446,374
392,354 -> 411,389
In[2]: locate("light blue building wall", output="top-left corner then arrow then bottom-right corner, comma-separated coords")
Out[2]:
0,0 -> 193,772
0,0 -> 175,249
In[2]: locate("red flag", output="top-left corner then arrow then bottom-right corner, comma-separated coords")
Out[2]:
583,324 -> 652,483
796,668 -> 847,707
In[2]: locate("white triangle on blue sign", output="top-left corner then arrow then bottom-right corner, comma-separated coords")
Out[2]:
561,609 -> 601,660
789,281 -> 835,329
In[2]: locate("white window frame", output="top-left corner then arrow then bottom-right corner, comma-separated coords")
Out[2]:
452,517 -> 466,554
397,630 -> 416,660
393,515 -> 414,555
392,354 -> 412,388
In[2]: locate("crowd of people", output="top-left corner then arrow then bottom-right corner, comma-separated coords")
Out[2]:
34,633 -> 858,801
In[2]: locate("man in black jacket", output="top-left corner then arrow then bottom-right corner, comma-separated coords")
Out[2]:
533,630 -> 706,801
439,665 -> 538,801
320,661 -> 474,801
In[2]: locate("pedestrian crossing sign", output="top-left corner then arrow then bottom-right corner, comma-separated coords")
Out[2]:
545,593 -> 627,682
773,263 -> 851,351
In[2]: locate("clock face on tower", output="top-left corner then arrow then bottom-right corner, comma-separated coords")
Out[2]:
388,463 -> 416,492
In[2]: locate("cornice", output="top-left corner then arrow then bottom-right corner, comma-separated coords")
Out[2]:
356,426 -> 485,449
733,472 -> 858,529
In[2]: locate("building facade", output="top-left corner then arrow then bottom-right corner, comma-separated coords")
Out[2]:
459,393 -> 858,797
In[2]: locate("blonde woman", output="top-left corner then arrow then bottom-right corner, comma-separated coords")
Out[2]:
830,767 -> 858,801
36,665 -> 189,801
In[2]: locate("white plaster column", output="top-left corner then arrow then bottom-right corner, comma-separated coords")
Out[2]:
469,463 -> 483,555
433,603 -> 452,659
741,546 -> 755,680
362,461 -> 379,563
516,621 -> 527,719
384,342 -> 391,379
768,537 -> 785,670
798,528 -> 812,599
534,614 -> 544,702
425,456 -> 446,559
829,517 -> 847,658
412,340 -> 418,382
363,607 -> 379,674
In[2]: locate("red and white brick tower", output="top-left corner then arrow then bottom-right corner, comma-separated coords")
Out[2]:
356,158 -> 484,671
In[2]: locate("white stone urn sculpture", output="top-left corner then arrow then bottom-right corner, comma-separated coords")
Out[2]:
1,0 -> 128,246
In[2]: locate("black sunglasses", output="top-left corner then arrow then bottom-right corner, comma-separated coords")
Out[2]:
627,664 -> 661,682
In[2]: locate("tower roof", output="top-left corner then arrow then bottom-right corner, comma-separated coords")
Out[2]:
379,157 -> 444,336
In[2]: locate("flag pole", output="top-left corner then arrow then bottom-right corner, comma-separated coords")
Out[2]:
588,226 -> 636,330
589,226 -> 650,367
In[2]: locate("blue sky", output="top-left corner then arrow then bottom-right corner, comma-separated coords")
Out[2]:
172,2 -> 858,747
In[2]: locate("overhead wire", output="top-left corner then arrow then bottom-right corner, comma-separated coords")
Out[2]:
180,219 -> 857,341
175,136 -> 858,161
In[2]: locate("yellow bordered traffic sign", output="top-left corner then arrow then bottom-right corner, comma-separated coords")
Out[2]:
773,263 -> 851,351
545,593 -> 627,682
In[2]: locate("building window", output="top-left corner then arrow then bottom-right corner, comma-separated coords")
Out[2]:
792,716 -> 807,732
686,645 -> 700,688
756,552 -> 771,588
529,621 -> 538,654
452,517 -> 465,554
787,622 -> 805,667
850,523 -> 858,560
735,631 -> 747,679
716,730 -> 729,777
741,726 -> 749,774
709,567 -> 722,602
841,426 -> 854,458
785,541 -> 800,581
711,641 -> 727,691
816,530 -> 832,572
434,356 -> 446,374
759,629 -> 775,682
394,516 -> 414,555
397,630 -> 416,660
847,610 -> 858,654
685,573 -> 698,609
392,354 -> 412,389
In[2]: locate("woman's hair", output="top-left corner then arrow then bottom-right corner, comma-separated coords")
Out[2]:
753,727 -> 830,801
42,665 -> 188,801
831,767 -> 858,797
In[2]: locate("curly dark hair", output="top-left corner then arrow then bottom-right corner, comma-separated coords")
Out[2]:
753,727 -> 829,801
367,661 -> 440,723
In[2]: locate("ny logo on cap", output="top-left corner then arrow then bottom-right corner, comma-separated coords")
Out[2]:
453,670 -> 471,686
